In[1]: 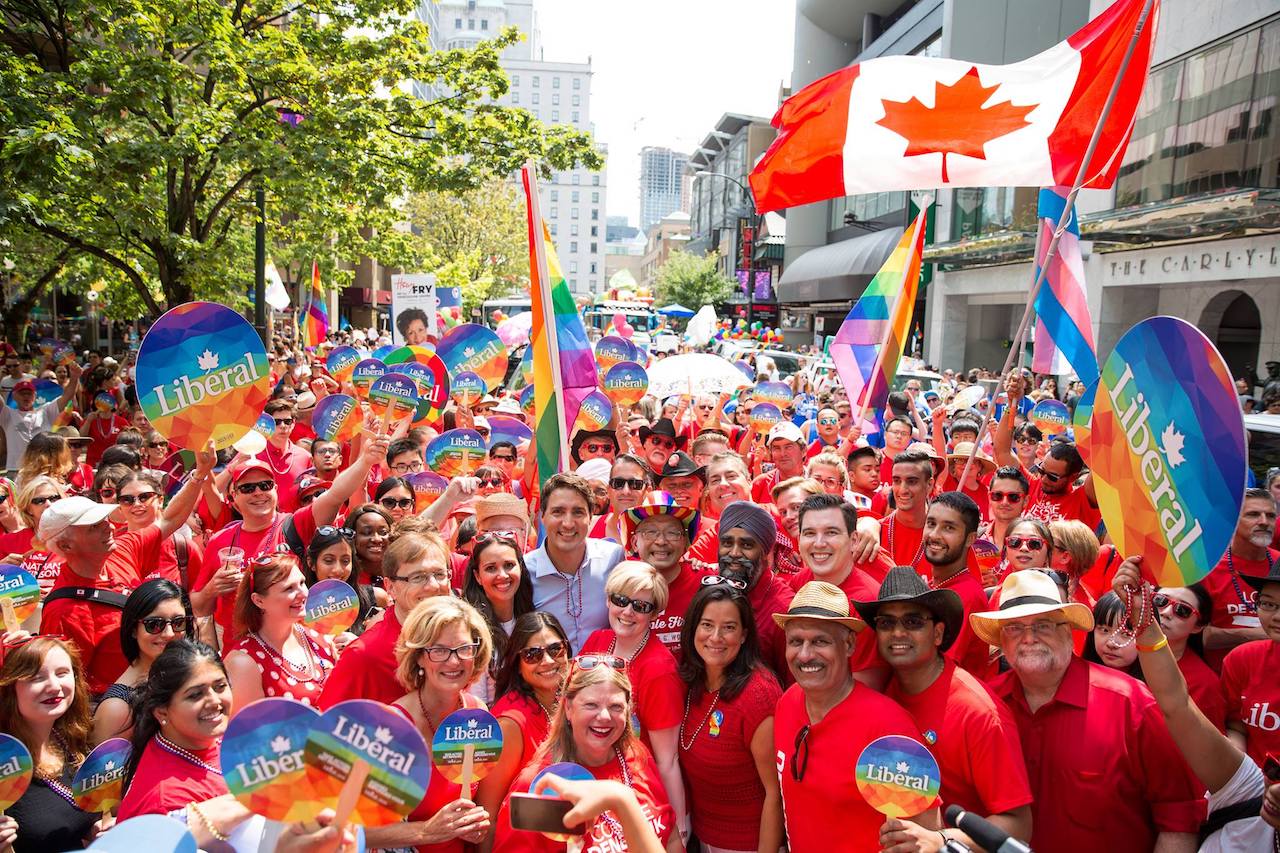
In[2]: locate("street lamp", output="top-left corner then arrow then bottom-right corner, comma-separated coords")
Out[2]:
694,170 -> 760,326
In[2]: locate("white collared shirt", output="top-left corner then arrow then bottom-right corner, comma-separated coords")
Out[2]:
526,538 -> 624,652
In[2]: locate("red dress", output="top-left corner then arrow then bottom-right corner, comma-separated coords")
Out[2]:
395,692 -> 486,853
223,625 -> 335,707
493,691 -> 552,772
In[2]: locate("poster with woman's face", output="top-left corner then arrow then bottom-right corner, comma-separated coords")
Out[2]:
390,273 -> 439,346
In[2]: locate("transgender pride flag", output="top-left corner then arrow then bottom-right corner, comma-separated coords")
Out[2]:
1032,187 -> 1098,385
521,163 -> 598,488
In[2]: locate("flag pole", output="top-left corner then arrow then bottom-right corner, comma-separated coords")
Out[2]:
958,0 -> 1156,486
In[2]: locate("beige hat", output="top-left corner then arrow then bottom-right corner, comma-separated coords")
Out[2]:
946,442 -> 996,477
969,570 -> 1094,646
903,441 -> 945,477
772,581 -> 865,632
474,492 -> 528,528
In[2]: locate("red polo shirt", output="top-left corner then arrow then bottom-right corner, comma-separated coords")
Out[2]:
40,526 -> 162,694
990,657 -> 1206,851
886,660 -> 1032,816
317,606 -> 404,709
1221,639 -> 1280,768
749,469 -> 780,505
774,682 -> 928,852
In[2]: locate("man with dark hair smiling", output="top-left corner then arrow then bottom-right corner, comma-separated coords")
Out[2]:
923,491 -> 994,675
255,398 -> 313,511
881,447 -> 936,577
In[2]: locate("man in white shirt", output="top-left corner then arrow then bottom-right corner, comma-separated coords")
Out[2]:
2,363 -> 81,476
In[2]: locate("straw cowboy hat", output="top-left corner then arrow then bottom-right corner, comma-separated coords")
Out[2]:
903,441 -> 945,477
970,570 -> 1094,646
772,581 -> 865,632
852,566 -> 965,652
946,442 -> 996,477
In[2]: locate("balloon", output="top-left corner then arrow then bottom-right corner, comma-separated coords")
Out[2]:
612,312 -> 625,331
620,324 -> 634,339
451,306 -> 461,319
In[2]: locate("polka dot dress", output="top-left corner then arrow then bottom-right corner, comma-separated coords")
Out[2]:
224,625 -> 335,706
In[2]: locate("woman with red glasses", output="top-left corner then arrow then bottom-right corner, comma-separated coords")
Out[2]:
222,551 -> 334,712
115,471 -> 203,590
492,661 -> 678,853
462,531 -> 536,704
473,465 -> 511,498
999,517 -> 1054,577
1153,584 -> 1224,732
578,561 -> 687,846
482,612 -> 572,850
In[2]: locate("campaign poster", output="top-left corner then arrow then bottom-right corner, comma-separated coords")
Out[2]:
390,274 -> 439,347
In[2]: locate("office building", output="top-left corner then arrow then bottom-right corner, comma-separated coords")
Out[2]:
639,147 -> 690,232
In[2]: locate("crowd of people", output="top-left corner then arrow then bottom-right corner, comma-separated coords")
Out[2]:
0,330 -> 1278,853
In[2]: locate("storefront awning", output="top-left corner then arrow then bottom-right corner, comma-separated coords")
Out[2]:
777,226 -> 904,303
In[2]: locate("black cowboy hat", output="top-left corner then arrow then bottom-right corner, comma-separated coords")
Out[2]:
852,566 -> 965,652
637,418 -> 688,450
658,451 -> 705,482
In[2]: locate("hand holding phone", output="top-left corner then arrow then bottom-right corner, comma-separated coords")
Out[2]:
509,793 -> 584,836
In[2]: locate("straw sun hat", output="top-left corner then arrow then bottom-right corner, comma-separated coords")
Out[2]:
969,570 -> 1094,646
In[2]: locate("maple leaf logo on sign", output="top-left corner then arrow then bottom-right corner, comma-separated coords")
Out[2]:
877,66 -> 1036,182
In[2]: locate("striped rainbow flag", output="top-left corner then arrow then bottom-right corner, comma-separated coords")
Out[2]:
830,208 -> 927,418
302,260 -> 328,348
521,163 -> 598,488
1032,187 -> 1098,385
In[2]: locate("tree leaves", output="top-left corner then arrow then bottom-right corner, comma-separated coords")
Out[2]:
654,251 -> 736,310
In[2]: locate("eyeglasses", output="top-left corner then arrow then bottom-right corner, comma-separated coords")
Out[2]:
421,642 -> 480,663
609,592 -> 656,615
235,480 -> 276,495
29,495 -> 59,506
316,525 -> 354,539
989,491 -> 1025,503
391,461 -> 424,474
491,454 -> 517,463
313,446 -> 341,456
1258,599 -> 1280,614
1032,465 -> 1066,483
141,616 -> 192,635
118,491 -> 158,506
872,614 -> 934,632
791,724 -> 811,781
474,530 -> 519,545
701,575 -> 747,591
1153,593 -> 1199,620
999,620 -> 1068,639
390,569 -> 450,587
582,442 -> 614,454
96,488 -> 117,499
573,653 -> 626,671
635,527 -> 685,542
519,641 -> 568,664
380,496 -> 415,510
478,478 -> 504,488
1006,536 -> 1046,551
610,477 -> 647,491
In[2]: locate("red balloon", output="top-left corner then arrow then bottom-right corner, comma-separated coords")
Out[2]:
452,306 -> 462,319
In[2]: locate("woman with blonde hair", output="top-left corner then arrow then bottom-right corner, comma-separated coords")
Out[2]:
16,432 -> 73,488
492,662 -> 679,853
1048,519 -> 1101,607
0,475 -> 67,598
366,596 -> 494,853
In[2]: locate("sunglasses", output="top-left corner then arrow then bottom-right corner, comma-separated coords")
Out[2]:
141,616 -> 192,635
610,477 -> 647,491
474,530 -> 519,545
2,633 -> 67,651
274,417 -> 295,425
700,575 -> 747,591
235,480 -> 276,494
1006,536 -> 1046,551
1032,465 -> 1066,483
118,491 -> 158,506
573,653 -> 626,671
477,478 -> 504,488
791,724 -> 811,781
648,437 -> 676,451
519,641 -> 568,664
251,545 -> 296,567
147,441 -> 168,449
818,418 -> 838,425
97,488 -> 117,499
989,491 -> 1025,503
380,497 -> 414,510
29,495 -> 59,506
608,592 -> 656,615
1153,593 -> 1199,620
316,525 -> 354,539
582,442 -> 614,454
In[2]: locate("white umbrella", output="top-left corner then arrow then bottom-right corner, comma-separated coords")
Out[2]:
648,353 -> 751,399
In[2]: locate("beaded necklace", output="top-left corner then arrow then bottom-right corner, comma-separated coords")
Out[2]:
249,625 -> 326,680
678,687 -> 721,751
1226,548 -> 1272,613
35,734 -> 79,810
155,733 -> 222,775
596,748 -> 634,838
557,568 -> 585,619
607,630 -> 649,664
886,512 -> 926,569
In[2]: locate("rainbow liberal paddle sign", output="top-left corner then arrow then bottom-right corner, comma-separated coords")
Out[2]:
406,471 -> 450,513
312,394 -> 362,443
1072,380 -> 1097,463
326,346 -> 361,384
602,362 -> 649,408
0,564 -> 40,627
430,709 -> 503,791
574,390 -> 614,433
1089,316 -> 1247,588
753,381 -> 794,407
221,697 -> 321,822
485,416 -> 532,450
0,733 -> 33,811
6,379 -> 61,409
1030,399 -> 1070,437
397,359 -> 450,426
519,384 -> 535,416
529,762 -> 595,843
436,324 -> 508,392
595,336 -> 635,377
351,359 -> 387,402
72,738 -> 131,814
450,371 -> 486,408
135,302 -> 271,451
304,580 -> 359,637
425,429 -> 487,477
368,373 -> 421,423
304,699 -> 430,827
855,735 -> 941,819
750,402 -> 782,434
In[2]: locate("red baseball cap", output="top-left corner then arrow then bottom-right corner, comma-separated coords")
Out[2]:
12,380 -> 35,393
229,459 -> 274,485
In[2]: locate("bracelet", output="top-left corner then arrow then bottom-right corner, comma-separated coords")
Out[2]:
1136,636 -> 1168,653
188,801 -> 229,843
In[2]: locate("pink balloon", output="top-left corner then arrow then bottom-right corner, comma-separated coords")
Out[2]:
620,323 -> 634,339
612,312 -> 625,331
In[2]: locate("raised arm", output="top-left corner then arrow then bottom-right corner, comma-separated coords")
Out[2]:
157,443 -> 216,538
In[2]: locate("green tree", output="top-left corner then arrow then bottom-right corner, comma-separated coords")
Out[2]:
654,250 -> 736,309
0,1 -> 600,315
401,179 -> 530,316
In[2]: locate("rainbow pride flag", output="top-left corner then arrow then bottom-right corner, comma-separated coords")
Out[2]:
830,208 -> 927,418
302,260 -> 328,348
521,163 -> 598,488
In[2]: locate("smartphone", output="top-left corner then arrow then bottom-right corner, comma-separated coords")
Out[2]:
509,793 -> 584,836
1264,753 -> 1280,783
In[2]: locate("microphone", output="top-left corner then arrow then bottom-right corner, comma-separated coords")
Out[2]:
944,805 -> 1032,853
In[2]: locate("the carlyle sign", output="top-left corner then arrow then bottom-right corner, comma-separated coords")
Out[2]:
1105,237 -> 1280,286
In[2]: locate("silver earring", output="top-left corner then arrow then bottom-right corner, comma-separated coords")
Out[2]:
417,667 -> 425,678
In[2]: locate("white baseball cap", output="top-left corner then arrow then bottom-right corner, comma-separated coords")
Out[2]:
576,457 -> 613,483
767,421 -> 805,446
38,496 -> 117,543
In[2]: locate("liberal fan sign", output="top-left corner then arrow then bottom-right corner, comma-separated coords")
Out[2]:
136,302 -> 272,451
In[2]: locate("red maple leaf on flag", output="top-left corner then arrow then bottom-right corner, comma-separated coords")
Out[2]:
877,66 -> 1037,182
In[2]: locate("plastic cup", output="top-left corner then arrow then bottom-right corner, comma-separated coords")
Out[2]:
218,546 -> 245,581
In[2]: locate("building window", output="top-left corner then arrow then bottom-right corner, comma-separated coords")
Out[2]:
573,78 -> 581,89
571,224 -> 579,236
571,207 -> 579,219
553,77 -> 561,88
550,190 -> 558,201
591,208 -> 598,220
467,18 -> 475,29
551,206 -> 558,218
533,75 -> 540,87
572,173 -> 581,185
590,225 -> 598,236
480,19 -> 487,30
532,92 -> 539,104
572,111 -> 579,123
592,175 -> 599,186
571,191 -> 580,202
570,261 -> 579,273
590,242 -> 598,253
550,224 -> 557,236
591,191 -> 599,203
552,110 -> 559,121
454,17 -> 462,27
571,241 -> 579,252
511,75 -> 519,87
552,93 -> 560,105
512,93 -> 519,104
572,95 -> 580,106
590,262 -> 597,274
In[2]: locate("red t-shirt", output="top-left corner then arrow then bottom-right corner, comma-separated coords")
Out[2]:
648,565 -> 700,659
990,657 -> 1206,851
1178,649 -> 1226,734
788,564 -> 885,674
932,569 -> 994,676
1221,639 -> 1280,768
680,668 -> 782,850
400,692 -> 485,853
580,630 -> 683,746
493,747 -> 675,853
747,572 -> 796,683
881,512 -> 928,579
84,414 -> 130,466
40,526 -> 162,694
256,442 -> 315,513
142,532 -> 205,590
774,682 -> 927,851
492,690 -> 552,773
1201,548 -> 1274,669
959,481 -> 990,523
1078,544 -> 1122,603
750,469 -> 779,505
806,437 -> 839,460
886,660 -> 1032,816
222,627 -> 336,707
0,529 -> 63,597
1022,481 -> 1100,528
116,736 -> 228,820
317,606 -> 404,709
195,506 -> 317,634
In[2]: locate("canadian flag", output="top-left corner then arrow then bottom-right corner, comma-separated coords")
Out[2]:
749,0 -> 1158,213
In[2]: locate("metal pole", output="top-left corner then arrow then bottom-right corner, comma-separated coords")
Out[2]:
254,183 -> 268,346
958,0 -> 1156,487
745,210 -> 756,326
